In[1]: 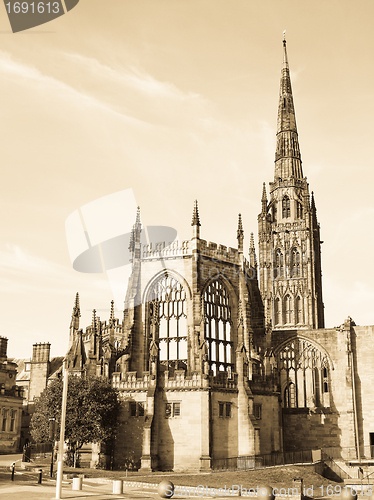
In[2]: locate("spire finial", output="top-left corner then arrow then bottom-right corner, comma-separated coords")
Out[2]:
237,213 -> 244,252
92,309 -> 97,331
311,191 -> 316,211
110,300 -> 115,324
249,232 -> 257,268
191,200 -> 201,227
135,206 -> 141,228
261,183 -> 268,214
191,200 -> 201,239
73,292 -> 80,317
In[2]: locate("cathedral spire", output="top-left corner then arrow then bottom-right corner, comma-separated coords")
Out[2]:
191,199 -> 201,239
237,213 -> 244,252
249,232 -> 257,268
275,36 -> 303,180
261,182 -> 268,214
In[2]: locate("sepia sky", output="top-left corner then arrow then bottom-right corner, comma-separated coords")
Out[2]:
1,0 -> 374,359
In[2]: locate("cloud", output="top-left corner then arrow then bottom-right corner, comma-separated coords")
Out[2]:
64,53 -> 200,101
0,244 -> 108,297
0,51 -> 146,126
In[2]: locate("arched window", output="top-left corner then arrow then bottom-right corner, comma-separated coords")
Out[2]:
297,201 -> 303,219
204,280 -> 233,376
284,295 -> 292,324
148,275 -> 187,365
277,338 -> 331,409
295,296 -> 303,324
282,196 -> 291,218
272,204 -> 277,222
274,298 -> 282,326
284,382 -> 296,408
291,249 -> 301,278
275,250 -> 284,279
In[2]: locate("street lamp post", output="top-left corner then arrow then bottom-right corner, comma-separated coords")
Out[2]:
55,360 -> 69,500
49,417 -> 56,478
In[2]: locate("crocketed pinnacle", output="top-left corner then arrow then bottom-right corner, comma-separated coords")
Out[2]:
274,36 -> 303,180
109,300 -> 115,325
237,214 -> 244,253
92,309 -> 97,332
311,191 -> 316,212
249,232 -> 257,268
261,183 -> 267,214
135,206 -> 141,229
191,200 -> 201,226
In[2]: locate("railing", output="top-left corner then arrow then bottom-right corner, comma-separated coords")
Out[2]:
322,446 -> 374,461
23,442 -> 52,462
321,450 -> 352,480
212,450 -> 313,471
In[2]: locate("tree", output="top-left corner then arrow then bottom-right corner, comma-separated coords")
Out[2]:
30,375 -> 120,467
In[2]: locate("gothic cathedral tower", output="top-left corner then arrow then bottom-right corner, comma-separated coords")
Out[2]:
258,37 -> 324,331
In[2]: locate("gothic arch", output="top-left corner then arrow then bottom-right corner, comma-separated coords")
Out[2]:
274,336 -> 334,409
282,196 -> 291,218
202,277 -> 236,376
143,269 -> 192,304
143,270 -> 190,370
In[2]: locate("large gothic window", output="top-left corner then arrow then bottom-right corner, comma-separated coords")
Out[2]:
282,196 -> 291,218
204,280 -> 233,376
148,275 -> 187,365
275,250 -> 284,279
276,338 -> 331,409
291,249 -> 301,278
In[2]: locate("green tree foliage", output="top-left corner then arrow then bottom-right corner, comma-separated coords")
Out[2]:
30,375 -> 120,466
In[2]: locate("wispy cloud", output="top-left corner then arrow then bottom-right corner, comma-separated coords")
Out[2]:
64,53 -> 200,101
0,51 -> 147,126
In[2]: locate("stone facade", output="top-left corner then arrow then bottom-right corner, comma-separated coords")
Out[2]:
0,337 -> 24,453
14,343 -> 63,448
61,38 -> 374,472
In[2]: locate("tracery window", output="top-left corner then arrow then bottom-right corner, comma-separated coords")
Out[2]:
297,201 -> 303,219
277,338 -> 331,409
204,280 -> 233,376
284,295 -> 293,324
275,250 -> 284,279
284,382 -> 296,408
295,296 -> 303,324
148,275 -> 187,365
274,298 -> 282,326
291,249 -> 301,278
282,196 -> 291,218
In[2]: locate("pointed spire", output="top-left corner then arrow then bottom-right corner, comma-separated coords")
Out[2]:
129,207 -> 142,257
92,309 -> 97,332
237,213 -> 244,252
275,36 -> 303,180
191,200 -> 201,238
109,300 -> 115,325
191,200 -> 201,227
261,183 -> 268,214
70,292 -> 80,331
249,232 -> 257,268
311,191 -> 316,211
135,206 -> 141,229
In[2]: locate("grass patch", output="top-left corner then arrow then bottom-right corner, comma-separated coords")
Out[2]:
58,464 -> 338,491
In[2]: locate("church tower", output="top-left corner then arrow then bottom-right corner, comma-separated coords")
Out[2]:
258,36 -> 324,330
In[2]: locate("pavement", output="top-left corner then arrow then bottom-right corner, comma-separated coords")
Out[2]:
0,454 -> 216,500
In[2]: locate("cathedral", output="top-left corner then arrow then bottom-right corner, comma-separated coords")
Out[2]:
66,38 -> 374,473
